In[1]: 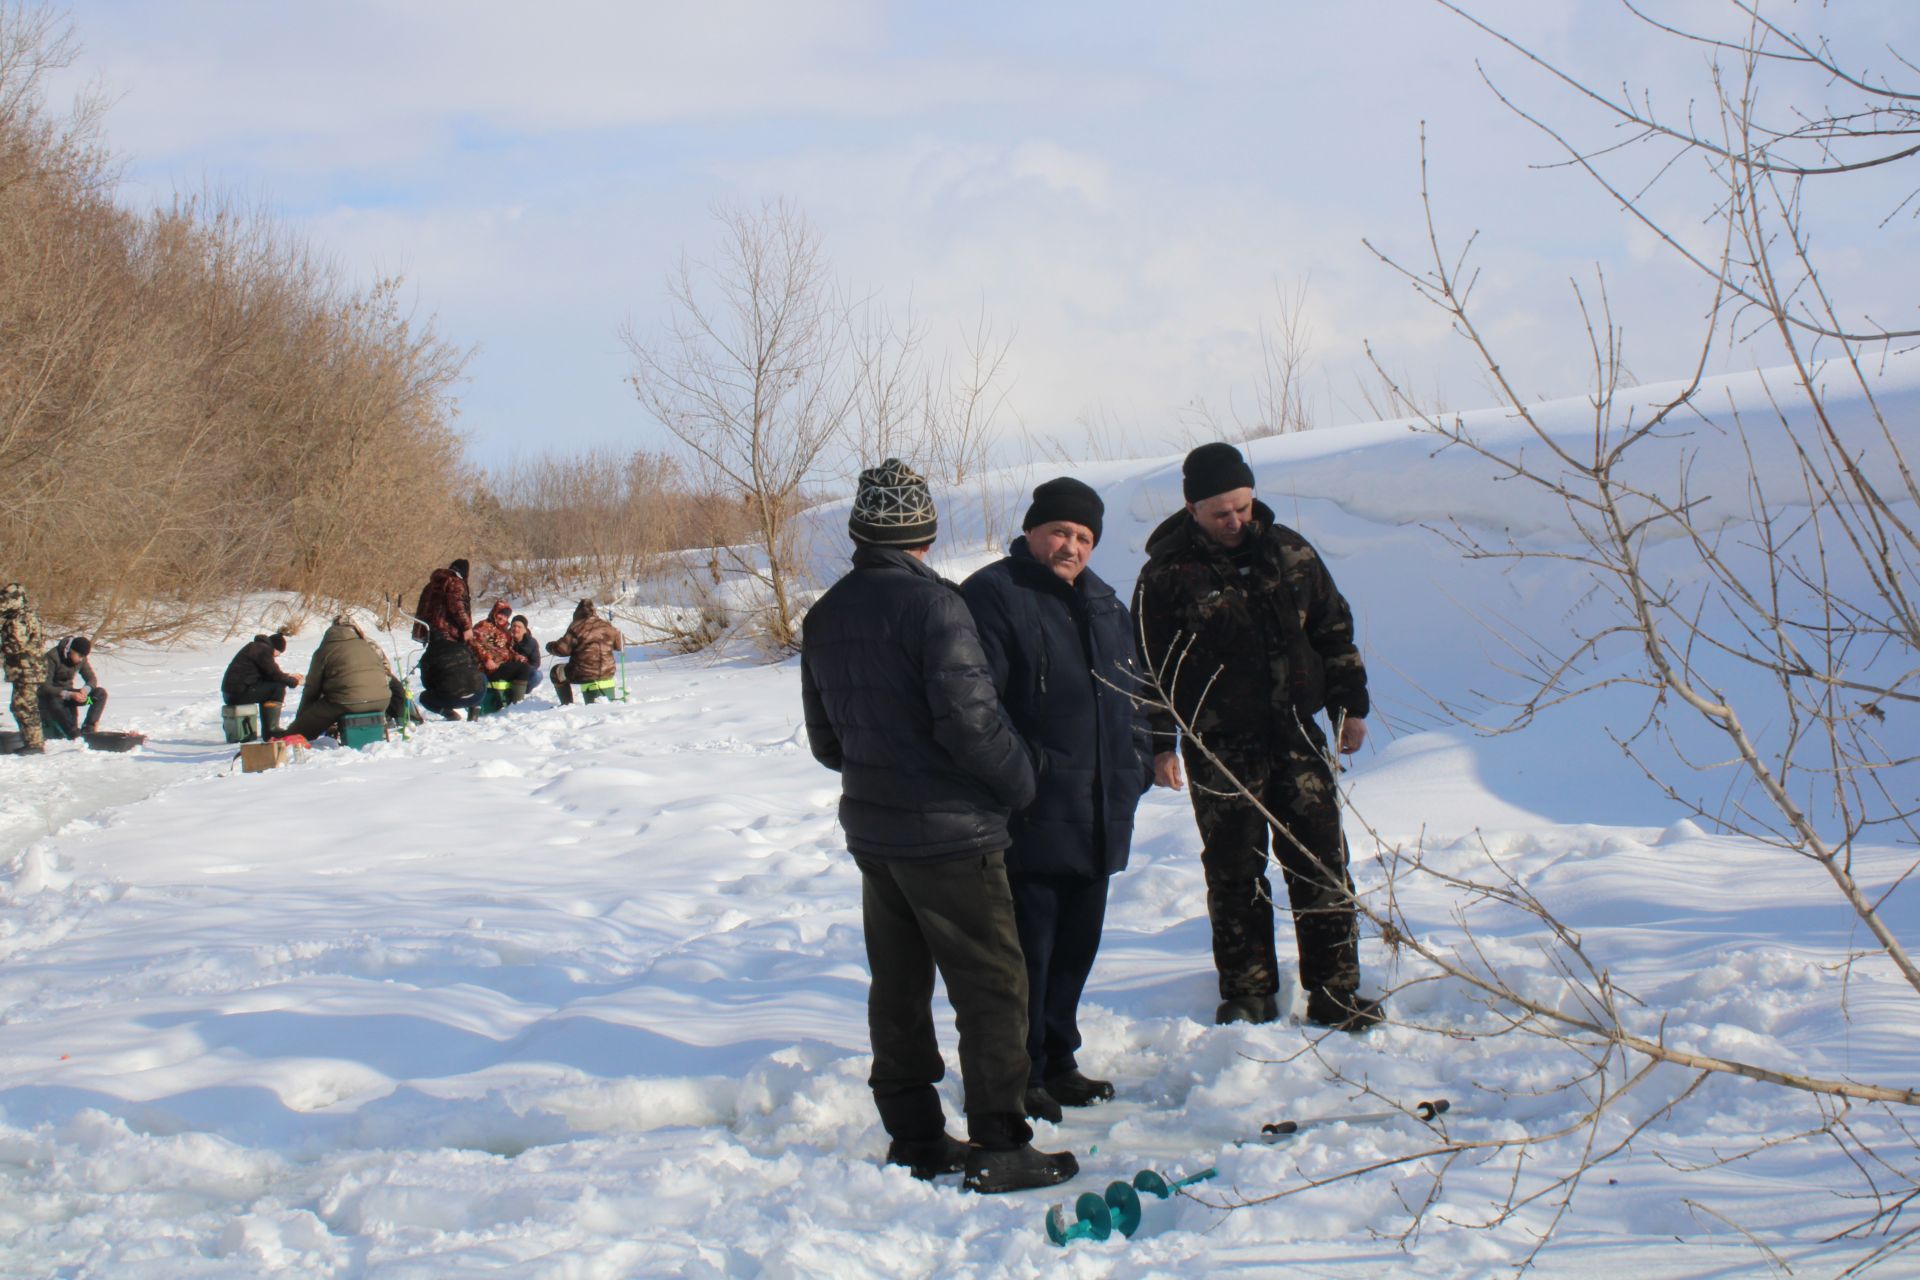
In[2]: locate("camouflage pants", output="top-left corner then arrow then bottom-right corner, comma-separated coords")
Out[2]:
8,677 -> 42,749
1186,718 -> 1358,1000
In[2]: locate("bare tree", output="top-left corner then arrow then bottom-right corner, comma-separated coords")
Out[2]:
623,200 -> 853,650
1124,5 -> 1920,1271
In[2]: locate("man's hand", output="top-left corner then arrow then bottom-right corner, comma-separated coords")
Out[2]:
66,689 -> 87,703
1153,750 -> 1185,791
289,673 -> 303,687
1338,716 -> 1368,754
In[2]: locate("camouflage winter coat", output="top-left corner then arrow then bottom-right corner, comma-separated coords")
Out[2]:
1,584 -> 44,685
546,608 -> 624,683
469,601 -> 515,674
412,568 -> 472,644
1132,500 -> 1368,757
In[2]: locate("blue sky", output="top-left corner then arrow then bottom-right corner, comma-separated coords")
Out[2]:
47,0 -> 1920,468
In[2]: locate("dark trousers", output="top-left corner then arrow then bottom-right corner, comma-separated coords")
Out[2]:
855,850 -> 1033,1148
38,687 -> 104,738
285,695 -> 386,741
1187,719 -> 1358,1000
419,685 -> 482,716
226,680 -> 287,709
1009,872 -> 1110,1084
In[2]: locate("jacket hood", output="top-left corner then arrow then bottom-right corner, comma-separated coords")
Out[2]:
321,622 -> 361,644
573,599 -> 596,621
1142,498 -> 1278,562
488,599 -> 512,622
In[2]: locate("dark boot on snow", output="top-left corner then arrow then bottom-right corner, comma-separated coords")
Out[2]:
1043,1069 -> 1115,1107
1214,994 -> 1280,1025
963,1143 -> 1078,1194
503,679 -> 529,706
885,1133 -> 969,1181
1305,989 -> 1385,1032
260,701 -> 282,737
1023,1086 -> 1063,1124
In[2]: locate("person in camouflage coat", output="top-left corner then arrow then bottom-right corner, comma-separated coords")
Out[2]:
545,600 -> 624,704
1,582 -> 47,752
1132,442 -> 1381,1032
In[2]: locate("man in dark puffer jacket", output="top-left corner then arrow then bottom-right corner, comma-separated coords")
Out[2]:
222,632 -> 302,735
801,458 -> 1076,1195
962,478 -> 1153,1124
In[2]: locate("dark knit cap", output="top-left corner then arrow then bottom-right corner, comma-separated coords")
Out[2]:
1182,442 -> 1257,504
1022,477 -> 1104,545
269,632 -> 288,653
849,458 -> 938,546
450,558 -> 470,580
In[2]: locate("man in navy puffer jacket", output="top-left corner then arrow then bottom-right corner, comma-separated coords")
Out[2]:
801,458 -> 1077,1195
962,477 -> 1153,1123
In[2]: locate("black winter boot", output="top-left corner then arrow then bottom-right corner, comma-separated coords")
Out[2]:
963,1143 -> 1079,1195
504,680 -> 529,706
1023,1086 -> 1063,1124
260,702 -> 282,737
1214,994 -> 1280,1025
1305,989 -> 1385,1032
885,1133 -> 969,1181
1043,1069 -> 1115,1107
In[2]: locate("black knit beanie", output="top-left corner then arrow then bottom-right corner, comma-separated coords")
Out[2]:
849,458 -> 938,546
1022,477 -> 1104,545
1182,442 -> 1257,504
450,558 -> 470,580
270,632 -> 288,653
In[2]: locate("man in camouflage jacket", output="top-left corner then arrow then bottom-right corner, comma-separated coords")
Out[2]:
1,582 -> 46,752
545,600 -> 624,704
1132,442 -> 1381,1032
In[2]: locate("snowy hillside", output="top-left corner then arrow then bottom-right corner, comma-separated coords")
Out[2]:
3,357 -> 1918,1277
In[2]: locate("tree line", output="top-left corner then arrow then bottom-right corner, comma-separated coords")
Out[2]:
0,7 -> 471,639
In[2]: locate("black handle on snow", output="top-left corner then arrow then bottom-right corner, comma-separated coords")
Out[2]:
1260,1097 -> 1449,1137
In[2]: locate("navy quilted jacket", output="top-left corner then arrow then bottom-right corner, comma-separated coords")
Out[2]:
962,539 -> 1153,878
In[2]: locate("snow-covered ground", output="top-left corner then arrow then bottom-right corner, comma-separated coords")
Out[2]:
3,360 -> 1918,1277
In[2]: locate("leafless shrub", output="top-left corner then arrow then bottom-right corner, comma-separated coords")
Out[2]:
479,447 -> 739,601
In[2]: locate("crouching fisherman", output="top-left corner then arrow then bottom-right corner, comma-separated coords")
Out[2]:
39,634 -> 108,739
418,631 -> 484,721
546,600 -> 624,704
221,632 -> 302,736
282,615 -> 407,740
470,599 -> 535,706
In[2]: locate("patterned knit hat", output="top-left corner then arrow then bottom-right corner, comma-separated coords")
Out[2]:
849,458 -> 938,546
